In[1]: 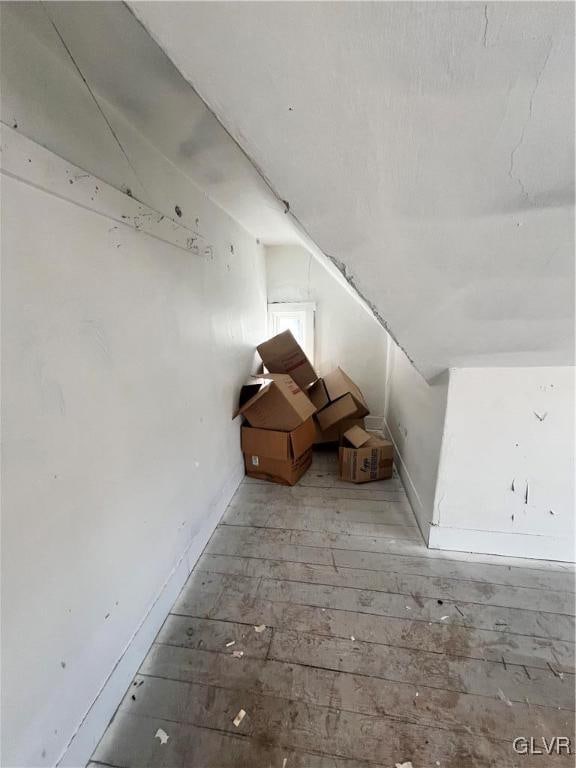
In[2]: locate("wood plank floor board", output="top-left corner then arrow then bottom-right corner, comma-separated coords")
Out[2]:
139,644 -> 574,748
244,463 -> 406,492
174,569 -> 575,642
154,617 -> 573,710
220,517 -> 422,541
197,552 -> 576,615
246,474 -> 407,493
93,711 -> 392,768
235,483 -> 410,504
158,608 -> 576,674
224,484 -> 417,537
224,499 -> 417,526
105,673 -> 554,767
155,615 -> 273,659
92,452 -> 575,767
268,630 -> 574,710
207,525 -> 575,591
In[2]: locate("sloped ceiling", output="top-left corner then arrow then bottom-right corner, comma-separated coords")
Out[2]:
2,1 -> 299,245
131,1 -> 574,378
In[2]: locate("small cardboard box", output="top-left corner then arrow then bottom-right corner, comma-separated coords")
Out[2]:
234,373 -> 316,431
242,418 -> 315,485
315,368 -> 369,431
257,330 -> 318,390
339,426 -> 394,483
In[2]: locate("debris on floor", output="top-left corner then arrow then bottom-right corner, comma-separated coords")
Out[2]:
225,640 -> 236,647
154,728 -> 169,745
395,762 -> 413,768
232,650 -> 244,658
254,624 -> 266,633
234,330 -> 395,485
497,688 -> 513,707
233,708 -> 246,727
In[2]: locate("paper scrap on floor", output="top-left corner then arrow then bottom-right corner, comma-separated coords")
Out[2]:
233,709 -> 246,727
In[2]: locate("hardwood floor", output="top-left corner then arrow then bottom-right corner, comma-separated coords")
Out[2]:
90,451 -> 575,767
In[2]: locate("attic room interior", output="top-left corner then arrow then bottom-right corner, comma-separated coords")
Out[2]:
0,1 -> 574,767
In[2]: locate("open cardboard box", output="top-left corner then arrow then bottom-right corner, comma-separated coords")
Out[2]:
257,330 -> 318,390
316,367 -> 370,431
314,416 -> 366,445
339,425 -> 394,483
241,417 -> 315,485
234,373 -> 316,431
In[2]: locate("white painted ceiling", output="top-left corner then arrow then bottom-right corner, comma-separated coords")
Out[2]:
131,1 -> 574,378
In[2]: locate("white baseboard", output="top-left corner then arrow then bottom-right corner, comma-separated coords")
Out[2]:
429,524 -> 575,563
382,417 -> 429,543
57,460 -> 244,768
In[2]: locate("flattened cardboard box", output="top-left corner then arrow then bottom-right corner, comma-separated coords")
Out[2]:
316,367 -> 370,431
339,426 -> 394,483
235,373 -> 316,431
257,330 -> 318,390
242,418 -> 315,485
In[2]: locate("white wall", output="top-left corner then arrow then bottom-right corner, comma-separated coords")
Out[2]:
1,6 -> 267,767
430,367 -> 575,562
266,245 -> 388,418
384,341 -> 449,540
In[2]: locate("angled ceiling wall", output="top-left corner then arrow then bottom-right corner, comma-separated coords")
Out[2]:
131,1 -> 575,379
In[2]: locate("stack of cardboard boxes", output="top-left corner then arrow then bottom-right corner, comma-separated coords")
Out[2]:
235,330 -> 394,486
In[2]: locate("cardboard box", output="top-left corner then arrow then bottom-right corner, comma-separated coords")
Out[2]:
313,417 -> 365,445
242,418 -> 315,485
339,426 -> 394,483
234,373 -> 316,431
313,420 -> 339,444
257,330 -> 318,390
315,368 -> 369,431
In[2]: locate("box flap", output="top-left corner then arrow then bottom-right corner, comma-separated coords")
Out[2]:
233,381 -> 272,419
236,374 -> 316,431
237,382 -> 264,410
257,330 -> 318,390
271,374 -> 317,422
289,418 -> 316,459
241,425 -> 290,461
343,425 -> 372,448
